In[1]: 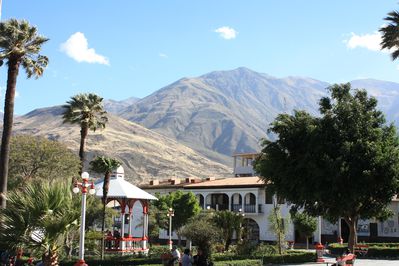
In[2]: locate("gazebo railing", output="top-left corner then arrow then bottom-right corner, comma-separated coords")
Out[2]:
105,236 -> 148,252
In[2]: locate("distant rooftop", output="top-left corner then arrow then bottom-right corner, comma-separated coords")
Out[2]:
141,176 -> 265,190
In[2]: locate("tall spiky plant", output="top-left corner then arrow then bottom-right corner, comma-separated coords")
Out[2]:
0,19 -> 49,208
62,93 -> 108,173
0,180 -> 80,266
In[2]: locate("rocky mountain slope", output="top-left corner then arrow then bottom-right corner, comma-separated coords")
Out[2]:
117,68 -> 399,166
119,67 -> 329,165
12,106 -> 231,184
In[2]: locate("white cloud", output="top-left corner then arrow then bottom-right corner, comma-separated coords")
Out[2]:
345,31 -> 383,52
214,26 -> 238,40
60,32 -> 109,65
159,53 -> 168,58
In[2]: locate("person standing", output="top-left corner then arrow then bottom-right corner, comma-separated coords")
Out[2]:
169,246 -> 181,265
181,248 -> 192,266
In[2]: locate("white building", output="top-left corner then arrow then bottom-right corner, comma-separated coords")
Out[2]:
141,153 -> 321,244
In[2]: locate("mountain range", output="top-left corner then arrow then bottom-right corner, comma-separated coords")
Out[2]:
12,106 -> 231,184
10,67 -> 399,182
116,67 -> 399,166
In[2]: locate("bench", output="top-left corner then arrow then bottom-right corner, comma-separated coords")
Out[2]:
336,253 -> 356,265
354,244 -> 368,256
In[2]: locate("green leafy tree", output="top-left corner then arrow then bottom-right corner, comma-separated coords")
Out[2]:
255,83 -> 399,251
268,202 -> 290,255
181,212 -> 220,261
380,9 -> 399,60
89,156 -> 121,259
291,211 -> 317,250
62,93 -> 108,172
8,135 -> 80,190
212,210 -> 243,251
0,180 -> 80,266
0,19 -> 49,208
154,191 -> 201,244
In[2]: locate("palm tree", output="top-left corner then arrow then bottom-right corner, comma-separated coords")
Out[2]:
213,210 -> 243,251
90,156 -> 121,259
0,19 -> 48,208
62,93 -> 108,172
0,180 -> 80,266
380,10 -> 399,59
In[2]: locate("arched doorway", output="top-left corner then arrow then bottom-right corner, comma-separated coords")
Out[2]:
244,193 -> 256,213
243,218 -> 260,241
231,193 -> 242,212
206,193 -> 229,211
196,194 -> 205,209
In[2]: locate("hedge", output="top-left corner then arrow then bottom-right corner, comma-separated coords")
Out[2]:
213,250 -> 315,264
328,243 -> 399,258
59,257 -> 162,266
59,250 -> 315,265
214,259 -> 262,266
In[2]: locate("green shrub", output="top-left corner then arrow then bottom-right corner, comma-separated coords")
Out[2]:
214,259 -> 262,266
59,257 -> 162,266
212,250 -> 314,264
328,242 -> 399,258
235,240 -> 257,256
262,251 -> 315,264
147,245 -> 170,258
251,243 -> 277,257
367,246 -> 399,258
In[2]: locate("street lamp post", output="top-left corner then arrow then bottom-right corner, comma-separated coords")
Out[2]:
73,172 -> 96,266
166,208 -> 174,250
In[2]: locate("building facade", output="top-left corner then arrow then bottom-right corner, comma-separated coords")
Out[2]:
141,153 -> 399,244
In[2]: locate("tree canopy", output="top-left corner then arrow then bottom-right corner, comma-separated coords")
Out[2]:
380,10 -> 399,60
153,191 -> 201,231
8,135 -> 80,190
62,93 -> 107,172
254,83 -> 399,250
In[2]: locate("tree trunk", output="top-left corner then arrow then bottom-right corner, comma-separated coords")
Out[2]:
178,233 -> 182,246
79,126 -> 88,173
101,171 -> 111,260
0,58 -> 20,208
225,237 -> 232,251
344,216 -> 358,252
306,237 -> 309,250
44,250 -> 59,266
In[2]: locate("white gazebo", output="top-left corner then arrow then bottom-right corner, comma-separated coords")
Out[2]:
95,166 -> 157,253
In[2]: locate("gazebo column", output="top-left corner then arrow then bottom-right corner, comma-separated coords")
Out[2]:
120,211 -> 126,250
127,207 -> 133,248
142,202 -> 149,250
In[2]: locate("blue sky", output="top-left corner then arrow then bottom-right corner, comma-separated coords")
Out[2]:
2,0 -> 399,114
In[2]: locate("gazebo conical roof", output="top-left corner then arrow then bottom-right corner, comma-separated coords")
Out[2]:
94,166 -> 157,200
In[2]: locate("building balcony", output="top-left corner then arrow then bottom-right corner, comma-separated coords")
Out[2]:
244,204 -> 256,213
234,166 -> 255,176
231,204 -> 242,212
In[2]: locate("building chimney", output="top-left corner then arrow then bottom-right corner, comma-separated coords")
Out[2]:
206,177 -> 215,181
150,180 -> 159,186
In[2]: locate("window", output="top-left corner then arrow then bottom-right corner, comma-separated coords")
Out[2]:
265,187 -> 273,204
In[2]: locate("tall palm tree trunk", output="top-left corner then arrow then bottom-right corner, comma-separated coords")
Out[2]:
79,127 -> 88,173
44,250 -> 59,266
0,58 -> 19,208
101,171 -> 111,260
